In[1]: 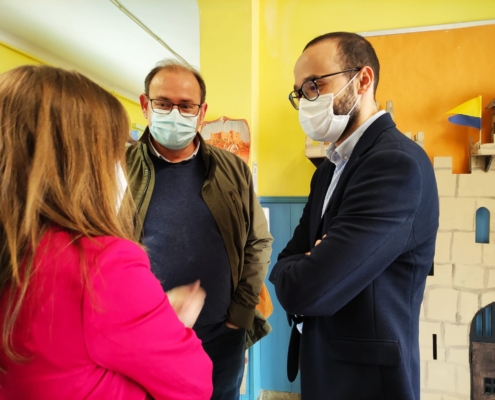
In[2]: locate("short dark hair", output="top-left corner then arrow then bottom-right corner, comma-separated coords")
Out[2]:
304,32 -> 380,94
143,59 -> 206,104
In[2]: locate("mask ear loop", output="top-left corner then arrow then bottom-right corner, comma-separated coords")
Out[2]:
347,94 -> 361,116
115,162 -> 128,212
334,72 -> 361,116
334,72 -> 360,98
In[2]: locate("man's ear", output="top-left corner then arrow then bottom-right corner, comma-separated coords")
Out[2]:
139,94 -> 149,119
197,103 -> 208,132
357,66 -> 374,95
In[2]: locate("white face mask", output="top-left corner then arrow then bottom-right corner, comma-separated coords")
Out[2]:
298,73 -> 360,143
115,162 -> 127,212
150,109 -> 198,150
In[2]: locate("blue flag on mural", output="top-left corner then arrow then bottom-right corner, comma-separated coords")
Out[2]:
445,96 -> 482,130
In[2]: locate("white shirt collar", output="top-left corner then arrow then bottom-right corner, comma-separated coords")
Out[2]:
326,110 -> 386,162
148,135 -> 200,163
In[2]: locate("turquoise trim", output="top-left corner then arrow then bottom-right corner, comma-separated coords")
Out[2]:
258,196 -> 307,203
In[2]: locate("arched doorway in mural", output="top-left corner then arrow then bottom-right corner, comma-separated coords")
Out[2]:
470,302 -> 495,399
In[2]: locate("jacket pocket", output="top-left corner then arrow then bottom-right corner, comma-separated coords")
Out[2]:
328,337 -> 402,366
229,190 -> 247,237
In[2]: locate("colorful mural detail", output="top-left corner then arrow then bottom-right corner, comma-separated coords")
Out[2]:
200,117 -> 251,164
421,152 -> 495,399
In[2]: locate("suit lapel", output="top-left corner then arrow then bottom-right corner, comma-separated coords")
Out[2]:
311,160 -> 335,245
318,113 -> 396,228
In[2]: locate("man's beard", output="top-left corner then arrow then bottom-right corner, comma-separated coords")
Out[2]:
333,85 -> 360,136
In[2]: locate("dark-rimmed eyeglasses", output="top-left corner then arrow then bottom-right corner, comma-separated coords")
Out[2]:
148,98 -> 202,117
288,67 -> 361,110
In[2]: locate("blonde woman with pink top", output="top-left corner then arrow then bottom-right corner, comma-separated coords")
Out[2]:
0,65 -> 213,400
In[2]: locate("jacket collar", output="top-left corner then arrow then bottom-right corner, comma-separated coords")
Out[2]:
350,112 -> 396,158
197,132 -> 213,173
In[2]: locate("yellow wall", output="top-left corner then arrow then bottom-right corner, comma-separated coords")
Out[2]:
0,42 -> 42,70
197,0 -> 260,170
0,41 -> 146,128
114,93 -> 147,129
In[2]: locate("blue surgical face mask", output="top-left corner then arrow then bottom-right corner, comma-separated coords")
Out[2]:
149,109 -> 198,150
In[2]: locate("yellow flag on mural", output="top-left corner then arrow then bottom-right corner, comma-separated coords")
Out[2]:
445,96 -> 482,129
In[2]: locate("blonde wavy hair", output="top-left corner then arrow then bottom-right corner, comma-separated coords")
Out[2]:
0,65 -> 135,362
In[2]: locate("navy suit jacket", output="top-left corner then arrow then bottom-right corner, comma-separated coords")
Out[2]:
270,113 -> 439,400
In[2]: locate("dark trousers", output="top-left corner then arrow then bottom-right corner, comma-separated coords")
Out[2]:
202,325 -> 246,400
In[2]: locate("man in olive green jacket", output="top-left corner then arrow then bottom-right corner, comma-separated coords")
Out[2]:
126,59 -> 273,400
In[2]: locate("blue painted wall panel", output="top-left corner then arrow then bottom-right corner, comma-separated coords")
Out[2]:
242,197 -> 307,399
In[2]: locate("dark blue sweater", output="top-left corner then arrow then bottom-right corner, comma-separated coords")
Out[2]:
143,152 -> 232,342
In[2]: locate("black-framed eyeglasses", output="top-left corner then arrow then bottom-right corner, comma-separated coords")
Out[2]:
288,67 -> 361,110
148,97 -> 202,117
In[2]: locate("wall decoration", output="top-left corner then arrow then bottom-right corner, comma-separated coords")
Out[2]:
421,153 -> 495,400
486,99 -> 495,137
200,116 -> 251,164
446,96 -> 483,131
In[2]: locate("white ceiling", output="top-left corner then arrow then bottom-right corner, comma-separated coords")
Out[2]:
0,0 -> 200,100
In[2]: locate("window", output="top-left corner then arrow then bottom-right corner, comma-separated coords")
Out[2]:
485,377 -> 495,394
475,207 -> 490,244
432,334 -> 437,360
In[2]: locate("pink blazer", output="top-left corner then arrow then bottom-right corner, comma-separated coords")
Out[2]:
0,229 -> 213,400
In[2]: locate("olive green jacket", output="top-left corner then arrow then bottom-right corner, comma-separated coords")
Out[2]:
126,130 -> 273,348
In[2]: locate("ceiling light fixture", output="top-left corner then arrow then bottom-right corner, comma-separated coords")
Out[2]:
108,0 -> 191,67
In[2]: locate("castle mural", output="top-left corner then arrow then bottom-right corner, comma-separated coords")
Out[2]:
201,117 -> 251,164
421,148 -> 495,400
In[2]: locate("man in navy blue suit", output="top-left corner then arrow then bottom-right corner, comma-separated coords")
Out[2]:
269,32 -> 439,400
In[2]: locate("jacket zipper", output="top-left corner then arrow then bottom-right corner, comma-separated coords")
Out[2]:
230,192 -> 245,235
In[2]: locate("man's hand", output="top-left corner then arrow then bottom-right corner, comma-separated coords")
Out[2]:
166,280 -> 206,328
305,234 -> 326,255
225,321 -> 241,329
